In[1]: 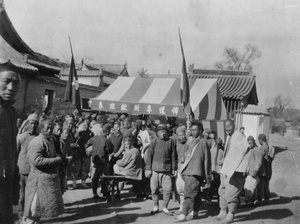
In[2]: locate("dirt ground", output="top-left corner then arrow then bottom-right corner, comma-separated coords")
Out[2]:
40,134 -> 300,224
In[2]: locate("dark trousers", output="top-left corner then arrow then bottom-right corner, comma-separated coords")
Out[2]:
92,165 -> 108,196
0,180 -> 14,224
18,174 -> 28,217
182,175 -> 203,216
257,176 -> 271,201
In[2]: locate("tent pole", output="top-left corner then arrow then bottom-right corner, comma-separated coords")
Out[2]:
186,115 -> 191,130
237,101 -> 240,130
239,101 -> 242,129
235,101 -> 238,130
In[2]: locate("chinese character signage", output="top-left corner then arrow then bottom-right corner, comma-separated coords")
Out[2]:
93,100 -> 185,117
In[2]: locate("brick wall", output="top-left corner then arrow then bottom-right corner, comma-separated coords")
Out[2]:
14,74 -> 103,117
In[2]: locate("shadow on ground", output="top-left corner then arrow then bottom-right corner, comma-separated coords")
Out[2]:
42,190 -> 152,223
274,146 -> 288,155
41,203 -> 143,223
235,208 -> 294,222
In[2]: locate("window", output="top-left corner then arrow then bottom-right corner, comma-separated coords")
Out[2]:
42,89 -> 54,114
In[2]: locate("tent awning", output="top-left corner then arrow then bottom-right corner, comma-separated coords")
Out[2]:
89,77 -> 227,120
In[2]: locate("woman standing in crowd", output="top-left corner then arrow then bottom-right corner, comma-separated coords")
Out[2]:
23,119 -> 64,224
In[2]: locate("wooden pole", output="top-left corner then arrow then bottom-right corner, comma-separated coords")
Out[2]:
186,115 -> 191,129
68,36 -> 74,56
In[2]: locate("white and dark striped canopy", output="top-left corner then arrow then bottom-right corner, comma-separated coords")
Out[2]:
90,77 -> 227,121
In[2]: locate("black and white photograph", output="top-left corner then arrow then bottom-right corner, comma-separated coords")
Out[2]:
0,0 -> 299,223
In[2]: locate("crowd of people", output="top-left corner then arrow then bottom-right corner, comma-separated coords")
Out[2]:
0,66 -> 275,224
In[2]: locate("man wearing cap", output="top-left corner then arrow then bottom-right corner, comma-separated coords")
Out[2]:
0,65 -> 21,223
145,123 -> 177,216
17,113 -> 39,219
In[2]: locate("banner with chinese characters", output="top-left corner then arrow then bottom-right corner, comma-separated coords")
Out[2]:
94,100 -> 184,117
89,77 -> 227,120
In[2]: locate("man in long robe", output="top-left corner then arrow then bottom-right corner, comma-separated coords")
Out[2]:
0,65 -> 21,224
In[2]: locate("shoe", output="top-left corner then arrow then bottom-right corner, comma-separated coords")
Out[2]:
150,208 -> 159,215
93,194 -> 101,200
68,186 -> 76,190
162,209 -> 173,216
173,214 -> 186,223
254,200 -> 263,206
186,211 -> 199,220
215,210 -> 227,221
221,212 -> 234,224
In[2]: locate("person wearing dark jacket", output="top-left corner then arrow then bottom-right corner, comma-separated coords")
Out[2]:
64,116 -> 80,190
77,119 -> 94,188
256,134 -> 274,205
174,122 -> 211,222
0,65 -> 21,224
86,124 -> 113,200
145,124 -> 177,216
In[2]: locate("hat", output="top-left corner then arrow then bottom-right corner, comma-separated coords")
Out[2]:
157,124 -> 167,131
176,126 -> 186,134
154,119 -> 161,126
65,116 -> 74,122
27,113 -> 39,122
204,128 -> 211,134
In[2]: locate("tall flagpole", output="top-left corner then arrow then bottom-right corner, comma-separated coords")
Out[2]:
64,37 -> 82,115
178,28 -> 191,129
68,36 -> 74,56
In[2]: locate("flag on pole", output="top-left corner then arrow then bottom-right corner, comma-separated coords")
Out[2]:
178,28 -> 192,116
64,38 -> 81,114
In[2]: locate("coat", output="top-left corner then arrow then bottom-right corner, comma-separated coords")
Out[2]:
221,131 -> 249,177
0,98 -> 19,223
145,137 -> 177,173
115,147 -> 143,180
248,146 -> 264,177
86,134 -> 113,166
24,134 -> 64,219
181,136 -> 211,184
17,132 -> 38,175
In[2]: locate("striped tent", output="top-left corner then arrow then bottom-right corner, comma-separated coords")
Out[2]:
90,77 -> 227,119
90,77 -> 228,140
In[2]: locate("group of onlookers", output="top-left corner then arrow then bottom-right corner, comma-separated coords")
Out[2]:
6,109 -> 276,224
0,65 -> 275,224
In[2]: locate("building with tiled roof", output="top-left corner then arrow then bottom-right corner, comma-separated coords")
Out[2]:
0,1 -> 65,76
190,69 -> 258,114
148,69 -> 258,112
0,35 -> 38,73
60,61 -> 129,87
0,0 -> 104,115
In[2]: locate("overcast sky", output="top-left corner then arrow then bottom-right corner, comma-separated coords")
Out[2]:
5,0 -> 300,108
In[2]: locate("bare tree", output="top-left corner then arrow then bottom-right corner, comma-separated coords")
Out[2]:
273,95 -> 290,118
215,44 -> 262,73
137,68 -> 149,78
